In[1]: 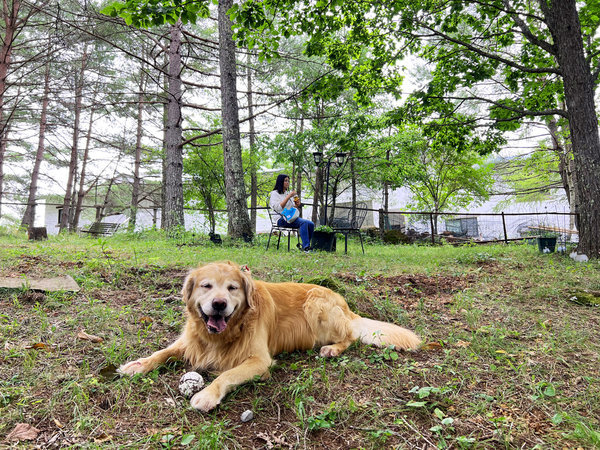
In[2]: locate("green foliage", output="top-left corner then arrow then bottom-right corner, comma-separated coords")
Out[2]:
383,229 -> 410,244
101,0 -> 209,27
398,126 -> 494,215
368,345 -> 399,365
495,150 -> 564,206
183,132 -> 226,233
567,422 -> 600,448
306,402 -> 338,431
305,275 -> 344,293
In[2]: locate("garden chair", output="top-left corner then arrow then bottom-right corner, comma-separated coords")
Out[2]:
330,202 -> 368,254
266,200 -> 300,251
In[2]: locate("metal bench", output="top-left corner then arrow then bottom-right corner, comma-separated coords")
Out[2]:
80,222 -> 121,237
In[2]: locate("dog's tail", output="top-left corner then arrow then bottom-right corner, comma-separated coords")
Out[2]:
351,317 -> 421,350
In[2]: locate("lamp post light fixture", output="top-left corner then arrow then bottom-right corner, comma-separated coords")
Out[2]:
313,151 -> 323,166
313,151 -> 347,226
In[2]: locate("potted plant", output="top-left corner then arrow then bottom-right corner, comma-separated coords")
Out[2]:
536,231 -> 558,253
311,225 -> 337,251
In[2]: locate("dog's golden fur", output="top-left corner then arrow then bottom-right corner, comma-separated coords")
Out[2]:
119,261 -> 421,411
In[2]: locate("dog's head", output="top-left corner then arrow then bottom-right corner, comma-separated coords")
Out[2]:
182,261 -> 255,335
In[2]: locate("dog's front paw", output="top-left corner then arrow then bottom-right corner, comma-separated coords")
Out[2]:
319,345 -> 341,358
190,388 -> 220,412
118,358 -> 150,375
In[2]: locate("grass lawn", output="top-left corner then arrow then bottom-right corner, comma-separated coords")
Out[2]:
1,230 -> 599,448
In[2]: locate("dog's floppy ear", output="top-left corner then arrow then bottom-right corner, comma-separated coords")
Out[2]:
181,271 -> 196,304
240,269 -> 258,310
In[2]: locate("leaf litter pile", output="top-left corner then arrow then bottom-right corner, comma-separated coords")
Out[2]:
1,247 -> 599,448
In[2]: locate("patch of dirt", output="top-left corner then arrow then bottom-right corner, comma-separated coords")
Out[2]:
1,253 -> 598,449
338,272 -> 477,322
86,288 -> 148,307
18,291 -> 47,304
374,272 -> 476,296
1,254 -> 84,279
340,272 -> 476,298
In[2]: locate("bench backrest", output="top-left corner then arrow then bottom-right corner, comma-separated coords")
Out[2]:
86,222 -> 120,236
331,202 -> 368,230
266,197 -> 283,226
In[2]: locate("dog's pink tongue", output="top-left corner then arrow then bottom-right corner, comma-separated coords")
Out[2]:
207,315 -> 227,333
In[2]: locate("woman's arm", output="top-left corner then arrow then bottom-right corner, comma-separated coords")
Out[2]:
280,191 -> 296,208
270,191 -> 293,213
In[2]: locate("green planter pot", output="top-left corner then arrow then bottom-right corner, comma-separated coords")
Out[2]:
311,231 -> 337,252
537,236 -> 557,253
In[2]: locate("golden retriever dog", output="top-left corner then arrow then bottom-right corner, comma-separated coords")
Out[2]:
119,261 -> 421,412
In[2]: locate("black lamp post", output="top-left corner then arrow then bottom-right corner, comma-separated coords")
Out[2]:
313,151 -> 347,226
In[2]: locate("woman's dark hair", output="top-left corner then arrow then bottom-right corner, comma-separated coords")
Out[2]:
274,174 -> 289,194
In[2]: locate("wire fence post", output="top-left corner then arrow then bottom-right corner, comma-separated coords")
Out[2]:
501,212 -> 508,244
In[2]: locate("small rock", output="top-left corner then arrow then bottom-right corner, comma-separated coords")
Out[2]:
570,251 -> 589,262
241,410 -> 254,422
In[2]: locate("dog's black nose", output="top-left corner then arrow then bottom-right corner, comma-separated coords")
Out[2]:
212,298 -> 227,312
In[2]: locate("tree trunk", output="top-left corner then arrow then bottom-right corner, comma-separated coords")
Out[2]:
163,22 -> 185,231
160,52 -> 168,228
312,103 -> 325,225
0,123 -> 10,219
545,0 -> 600,256
218,0 -> 252,239
130,69 -> 147,232
548,117 -> 579,231
60,44 -> 88,232
73,95 -> 97,231
548,118 -> 571,204
247,52 -> 257,231
98,150 -> 124,221
21,56 -> 51,229
204,193 -> 216,234
296,116 -> 304,217
0,0 -> 20,220
565,152 -> 579,232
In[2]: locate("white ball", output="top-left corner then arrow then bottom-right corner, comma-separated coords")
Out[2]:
178,372 -> 204,398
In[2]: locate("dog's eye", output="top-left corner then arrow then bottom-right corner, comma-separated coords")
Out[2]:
228,285 -> 238,291
201,283 -> 212,289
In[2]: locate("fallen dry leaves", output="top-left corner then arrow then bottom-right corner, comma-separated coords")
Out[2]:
77,330 -> 104,343
6,423 -> 40,442
24,342 -> 53,351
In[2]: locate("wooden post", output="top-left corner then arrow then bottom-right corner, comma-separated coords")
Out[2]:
429,213 -> 435,245
501,212 -> 508,244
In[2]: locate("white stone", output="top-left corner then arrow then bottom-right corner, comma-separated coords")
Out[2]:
178,372 -> 204,398
570,251 -> 589,262
241,410 -> 254,422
